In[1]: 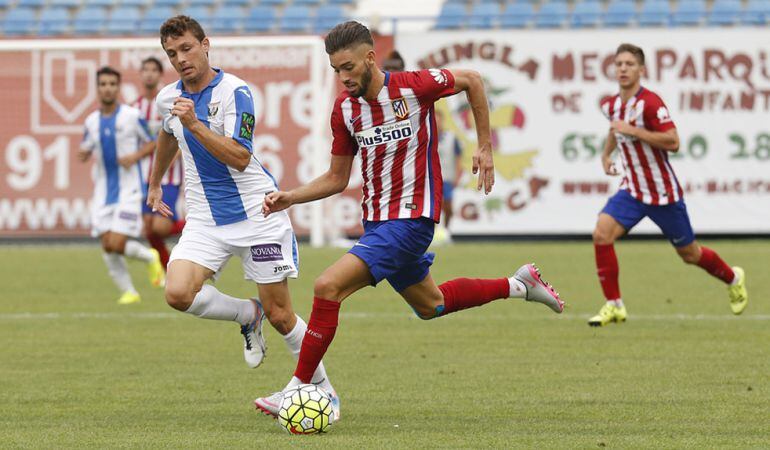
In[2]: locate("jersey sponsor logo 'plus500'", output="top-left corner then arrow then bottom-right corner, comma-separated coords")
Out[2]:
354,120 -> 413,148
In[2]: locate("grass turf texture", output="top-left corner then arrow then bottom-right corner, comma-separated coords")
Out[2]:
1,241 -> 768,448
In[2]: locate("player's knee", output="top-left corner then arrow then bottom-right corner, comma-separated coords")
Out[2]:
592,227 -> 614,245
164,284 -> 194,311
411,302 -> 444,320
678,249 -> 700,265
313,275 -> 342,301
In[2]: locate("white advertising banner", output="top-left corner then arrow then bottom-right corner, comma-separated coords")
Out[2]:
396,29 -> 770,234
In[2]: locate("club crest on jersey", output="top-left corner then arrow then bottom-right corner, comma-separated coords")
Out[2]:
391,97 -> 409,120
207,102 -> 219,118
354,120 -> 413,147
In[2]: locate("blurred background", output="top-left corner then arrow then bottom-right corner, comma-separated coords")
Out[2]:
1,0 -> 768,242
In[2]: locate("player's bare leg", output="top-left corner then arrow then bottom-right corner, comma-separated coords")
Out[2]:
399,268 -> 563,321
590,213 -> 628,326
99,231 -> 162,304
675,241 -> 747,314
165,259 -> 266,367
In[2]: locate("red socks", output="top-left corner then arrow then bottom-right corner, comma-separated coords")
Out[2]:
147,233 -> 170,271
170,219 -> 186,235
697,246 -> 735,284
438,278 -> 510,315
595,243 -> 621,301
294,297 -> 341,384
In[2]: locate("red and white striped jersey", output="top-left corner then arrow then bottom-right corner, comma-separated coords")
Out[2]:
601,87 -> 683,206
331,69 -> 456,222
134,95 -> 183,186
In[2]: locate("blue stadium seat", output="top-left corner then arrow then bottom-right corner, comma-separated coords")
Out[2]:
2,7 -> 37,35
741,0 -> 770,24
708,0 -> 741,25
535,2 -> 569,28
85,0 -> 114,7
120,0 -> 149,6
211,7 -> 243,33
221,0 -> 250,6
671,0 -> 705,26
280,6 -> 312,32
500,2 -> 534,28
328,0 -> 354,4
244,5 -> 274,32
467,3 -> 499,28
434,3 -> 465,29
478,0 -> 502,3
73,7 -> 106,34
315,5 -> 346,32
188,0 -> 211,6
603,0 -> 636,27
638,0 -> 670,26
140,6 -> 174,34
259,0 -> 285,5
16,0 -> 46,7
186,6 -> 212,28
106,6 -> 141,35
49,0 -> 81,7
571,1 -> 602,27
153,0 -> 183,7
0,0 -> 11,8
294,0 -> 321,5
38,7 -> 70,35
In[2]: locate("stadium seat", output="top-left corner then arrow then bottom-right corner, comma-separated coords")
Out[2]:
188,0 -> 211,6
280,6 -> 312,32
294,0 -> 322,5
221,0 -> 250,6
211,7 -> 243,33
16,0 -> 46,7
707,0 -> 741,25
259,0 -> 285,5
85,0 -> 114,7
434,3 -> 465,29
2,7 -> 37,35
186,6 -> 212,28
315,5 -> 346,32
535,2 -> 569,28
741,0 -> 770,24
73,7 -> 106,35
140,6 -> 174,34
0,0 -> 11,8
638,0 -> 670,26
328,0 -> 354,4
120,0 -> 149,6
49,0 -> 81,7
671,0 -> 705,26
244,5 -> 275,32
467,3 -> 499,29
38,7 -> 70,35
153,0 -> 183,7
570,1 -> 603,27
603,0 -> 636,27
500,2 -> 534,28
106,6 -> 141,35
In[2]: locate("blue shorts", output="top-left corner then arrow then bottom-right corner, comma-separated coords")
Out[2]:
601,189 -> 695,247
348,218 -> 435,292
442,181 -> 455,202
142,184 -> 180,221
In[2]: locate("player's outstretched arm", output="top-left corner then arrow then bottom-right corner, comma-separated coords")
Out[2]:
450,69 -> 494,194
610,121 -> 679,152
263,154 -> 354,217
172,97 -> 252,171
147,129 -> 178,217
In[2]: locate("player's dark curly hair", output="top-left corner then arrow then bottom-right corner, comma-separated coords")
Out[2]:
616,43 -> 645,66
324,21 -> 373,55
141,56 -> 163,73
96,66 -> 121,83
159,15 -> 206,48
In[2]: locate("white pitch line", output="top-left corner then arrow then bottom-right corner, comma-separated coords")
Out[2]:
0,312 -> 769,321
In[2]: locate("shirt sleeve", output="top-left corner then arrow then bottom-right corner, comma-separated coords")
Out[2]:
156,93 -> 174,135
643,94 -> 676,132
404,69 -> 456,102
80,124 -> 95,152
330,100 -> 357,156
224,85 -> 255,153
137,117 -> 154,143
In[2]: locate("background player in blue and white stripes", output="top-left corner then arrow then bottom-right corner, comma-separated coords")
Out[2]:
147,16 -> 338,415
79,66 -> 166,305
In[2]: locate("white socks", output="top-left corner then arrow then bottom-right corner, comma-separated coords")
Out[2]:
609,299 -> 624,307
102,252 -> 136,294
124,240 -> 154,262
283,316 -> 333,392
507,278 -> 527,299
185,284 -> 256,326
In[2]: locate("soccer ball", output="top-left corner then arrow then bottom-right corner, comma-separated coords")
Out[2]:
277,384 -> 334,434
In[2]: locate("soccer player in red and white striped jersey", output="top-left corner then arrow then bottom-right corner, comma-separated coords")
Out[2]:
133,56 -> 186,271
254,21 -> 564,418
589,44 -> 748,327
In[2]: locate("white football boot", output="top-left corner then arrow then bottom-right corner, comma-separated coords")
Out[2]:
255,385 -> 341,422
513,263 -> 564,313
240,299 -> 266,368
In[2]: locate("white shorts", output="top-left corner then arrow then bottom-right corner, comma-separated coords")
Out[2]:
91,198 -> 143,238
169,211 -> 299,284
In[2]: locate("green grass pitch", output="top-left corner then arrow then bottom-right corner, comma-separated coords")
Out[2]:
1,241 -> 768,448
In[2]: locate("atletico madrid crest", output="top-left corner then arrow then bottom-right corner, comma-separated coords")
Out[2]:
391,97 -> 409,120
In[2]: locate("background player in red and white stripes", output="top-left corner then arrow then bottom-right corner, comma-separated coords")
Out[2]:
589,44 -> 748,327
254,21 -> 564,418
133,57 -> 186,271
